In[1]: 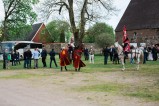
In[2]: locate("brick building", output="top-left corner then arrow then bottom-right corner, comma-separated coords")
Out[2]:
26,23 -> 50,43
115,0 -> 159,46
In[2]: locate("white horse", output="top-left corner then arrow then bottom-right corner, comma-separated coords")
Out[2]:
114,42 -> 143,71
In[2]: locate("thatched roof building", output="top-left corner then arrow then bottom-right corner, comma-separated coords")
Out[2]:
115,0 -> 159,46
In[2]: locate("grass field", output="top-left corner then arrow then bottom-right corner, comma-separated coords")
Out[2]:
0,55 -> 159,103
0,55 -> 158,73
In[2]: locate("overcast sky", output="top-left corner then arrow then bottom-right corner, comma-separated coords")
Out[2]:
0,0 -> 130,30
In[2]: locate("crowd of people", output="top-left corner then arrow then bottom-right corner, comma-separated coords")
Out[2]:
3,49 -> 21,69
83,45 -> 120,65
101,44 -> 159,65
143,44 -> 159,64
2,44 -> 86,71
83,46 -> 95,64
2,43 -> 159,70
101,45 -> 120,64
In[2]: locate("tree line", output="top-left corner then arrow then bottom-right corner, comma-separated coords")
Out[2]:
0,0 -> 116,48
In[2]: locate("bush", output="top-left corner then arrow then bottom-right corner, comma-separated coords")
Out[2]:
95,33 -> 114,48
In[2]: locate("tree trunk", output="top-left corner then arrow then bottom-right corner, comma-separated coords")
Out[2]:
67,0 -> 86,48
1,20 -> 7,41
74,29 -> 83,48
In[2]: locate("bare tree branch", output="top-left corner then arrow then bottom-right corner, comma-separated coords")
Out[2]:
79,0 -> 88,40
5,0 -> 14,14
39,0 -> 117,46
5,2 -> 18,20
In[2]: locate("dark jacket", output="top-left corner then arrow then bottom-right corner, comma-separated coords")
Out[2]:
41,49 -> 47,58
84,48 -> 89,56
24,51 -> 28,60
27,50 -> 32,59
11,52 -> 15,60
3,52 -> 8,60
103,48 -> 109,56
49,50 -> 56,59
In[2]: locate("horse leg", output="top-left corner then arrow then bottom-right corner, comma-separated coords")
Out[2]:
136,57 -> 140,70
136,62 -> 139,70
122,62 -> 125,71
121,58 -> 125,71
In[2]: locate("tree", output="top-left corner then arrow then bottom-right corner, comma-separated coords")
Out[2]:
41,20 -> 70,43
84,22 -> 114,43
95,33 -> 114,48
1,0 -> 39,41
58,20 -> 70,43
40,0 -> 116,47
7,24 -> 32,40
0,25 -> 2,41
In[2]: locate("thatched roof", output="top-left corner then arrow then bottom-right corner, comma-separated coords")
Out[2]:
115,0 -> 159,32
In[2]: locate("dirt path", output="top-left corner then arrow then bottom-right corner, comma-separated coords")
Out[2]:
0,69 -> 158,106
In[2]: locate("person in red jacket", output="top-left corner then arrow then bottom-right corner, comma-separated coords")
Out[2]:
73,46 -> 86,71
59,47 -> 70,71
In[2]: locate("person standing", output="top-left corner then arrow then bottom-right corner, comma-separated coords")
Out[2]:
11,51 -> 15,66
23,48 -> 29,68
15,50 -> 20,65
113,48 -> 119,64
103,46 -> 109,65
13,51 -> 17,66
145,47 -> 149,61
148,47 -> 153,61
6,52 -> 11,69
73,47 -> 86,71
27,49 -> 32,68
59,47 -> 70,71
143,47 -> 148,64
68,44 -> 73,63
129,48 -> 134,64
41,47 -> 47,67
32,48 -> 40,69
109,46 -> 114,61
84,47 -> 89,61
49,49 -> 58,68
89,46 -> 95,64
3,49 -> 8,69
152,45 -> 158,61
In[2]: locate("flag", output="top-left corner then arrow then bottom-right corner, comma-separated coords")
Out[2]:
123,25 -> 127,42
123,25 -> 130,52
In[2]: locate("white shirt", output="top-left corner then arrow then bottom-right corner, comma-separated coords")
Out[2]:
32,50 -> 40,59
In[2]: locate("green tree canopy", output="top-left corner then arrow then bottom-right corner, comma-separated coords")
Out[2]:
7,23 -> 32,40
43,20 -> 70,43
1,0 -> 39,41
84,22 -> 114,43
95,33 -> 114,48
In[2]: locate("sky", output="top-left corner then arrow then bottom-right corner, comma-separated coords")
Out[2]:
107,0 -> 131,29
0,0 -> 130,30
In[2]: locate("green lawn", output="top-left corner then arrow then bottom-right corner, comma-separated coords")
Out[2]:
0,55 -> 159,101
0,55 -> 158,73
